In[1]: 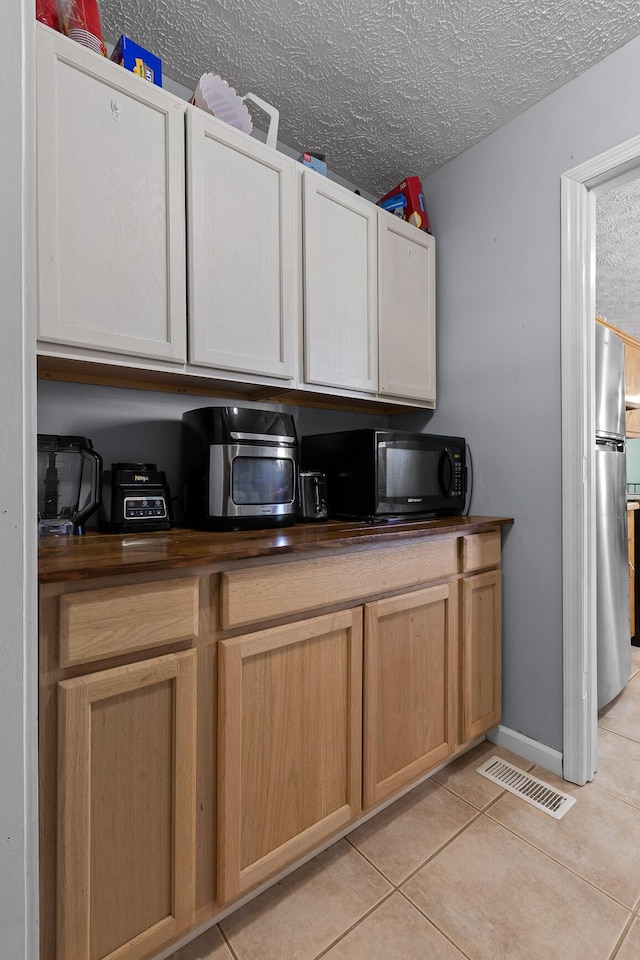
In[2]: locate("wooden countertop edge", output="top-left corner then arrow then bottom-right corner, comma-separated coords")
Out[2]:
38,516 -> 514,583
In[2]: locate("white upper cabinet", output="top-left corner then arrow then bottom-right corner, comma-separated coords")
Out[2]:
302,172 -> 378,394
186,110 -> 297,381
36,26 -> 187,362
378,212 -> 436,403
35,25 -> 436,407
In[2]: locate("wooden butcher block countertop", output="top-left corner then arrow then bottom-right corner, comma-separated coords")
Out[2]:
38,516 -> 514,583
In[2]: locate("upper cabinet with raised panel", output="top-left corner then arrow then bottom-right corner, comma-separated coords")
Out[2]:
302,171 -> 378,394
378,212 -> 436,403
36,26 -> 187,363
186,109 -> 298,383
35,25 -> 437,408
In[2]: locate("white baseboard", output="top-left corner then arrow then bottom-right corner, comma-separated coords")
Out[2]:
488,724 -> 564,778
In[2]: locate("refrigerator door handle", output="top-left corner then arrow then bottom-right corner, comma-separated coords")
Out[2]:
596,437 -> 625,452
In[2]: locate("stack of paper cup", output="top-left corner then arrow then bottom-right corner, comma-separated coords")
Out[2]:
58,0 -> 107,57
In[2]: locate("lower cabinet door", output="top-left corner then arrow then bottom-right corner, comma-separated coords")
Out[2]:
57,650 -> 197,960
363,584 -> 457,808
460,570 -> 502,742
217,609 -> 363,904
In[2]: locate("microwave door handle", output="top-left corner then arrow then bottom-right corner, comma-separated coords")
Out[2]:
438,448 -> 455,497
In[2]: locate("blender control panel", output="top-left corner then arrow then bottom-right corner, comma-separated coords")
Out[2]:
123,495 -> 168,520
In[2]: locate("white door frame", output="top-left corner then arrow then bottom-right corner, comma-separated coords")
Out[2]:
0,1 -> 39,957
562,134 -> 640,784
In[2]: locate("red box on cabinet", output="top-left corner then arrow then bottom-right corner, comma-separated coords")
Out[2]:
377,176 -> 431,233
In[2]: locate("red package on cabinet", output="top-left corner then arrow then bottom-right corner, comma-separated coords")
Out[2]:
377,176 -> 432,233
58,0 -> 107,57
36,0 -> 60,30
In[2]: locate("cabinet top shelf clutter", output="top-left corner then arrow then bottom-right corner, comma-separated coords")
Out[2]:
35,23 -> 437,412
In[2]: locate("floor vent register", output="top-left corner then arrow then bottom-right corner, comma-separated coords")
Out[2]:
476,757 -> 576,820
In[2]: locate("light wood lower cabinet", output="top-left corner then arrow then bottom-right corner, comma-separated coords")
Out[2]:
42,526 -> 505,960
460,570 -> 502,742
56,650 -> 197,960
217,609 -> 363,903
363,584 -> 457,808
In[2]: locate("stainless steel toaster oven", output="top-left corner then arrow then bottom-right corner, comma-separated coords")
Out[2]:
181,406 -> 298,530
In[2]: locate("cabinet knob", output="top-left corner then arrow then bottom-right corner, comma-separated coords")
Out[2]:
111,100 -> 122,120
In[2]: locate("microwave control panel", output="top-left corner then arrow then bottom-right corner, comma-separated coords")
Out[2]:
450,453 -> 464,497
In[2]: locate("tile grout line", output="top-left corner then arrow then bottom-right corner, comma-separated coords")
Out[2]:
215,839 -> 397,960
345,779 -> 514,892
387,807 -> 486,890
213,708 -> 640,960
219,796 -> 492,960
575,776 -> 640,814
395,887 -> 475,960
217,753 -> 637,960
217,923 -> 241,960
343,833 -> 405,886
332,792 -> 507,958
603,911 -> 637,960
598,724 -> 640,748
307,888 -> 398,960
397,815 -> 635,960
481,808 -> 639,915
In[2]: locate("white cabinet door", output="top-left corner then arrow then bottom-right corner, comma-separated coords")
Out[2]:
36,26 -> 187,362
187,109 -> 297,381
303,172 -> 378,393
378,212 -> 436,404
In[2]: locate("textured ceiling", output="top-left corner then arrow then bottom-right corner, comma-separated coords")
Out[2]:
597,180 -> 640,341
98,0 -> 640,197
97,0 -> 640,336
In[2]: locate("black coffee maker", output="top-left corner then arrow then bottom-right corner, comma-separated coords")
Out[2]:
37,434 -> 102,536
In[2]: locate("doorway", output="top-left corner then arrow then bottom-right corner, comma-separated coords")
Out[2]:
561,133 -> 640,784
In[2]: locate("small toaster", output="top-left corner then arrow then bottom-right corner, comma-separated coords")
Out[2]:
298,470 -> 328,521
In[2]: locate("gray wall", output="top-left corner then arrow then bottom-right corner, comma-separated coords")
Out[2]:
35,33 -> 640,760
37,380 -> 390,524
397,35 -> 640,753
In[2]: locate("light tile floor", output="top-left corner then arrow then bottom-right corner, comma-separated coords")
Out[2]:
171,646 -> 640,960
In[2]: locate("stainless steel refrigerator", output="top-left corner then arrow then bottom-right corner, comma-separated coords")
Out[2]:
596,322 -> 631,709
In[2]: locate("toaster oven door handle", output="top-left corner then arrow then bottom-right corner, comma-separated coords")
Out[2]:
229,431 -> 296,444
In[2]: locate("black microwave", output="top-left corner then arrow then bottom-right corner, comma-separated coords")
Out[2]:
301,429 -> 466,521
